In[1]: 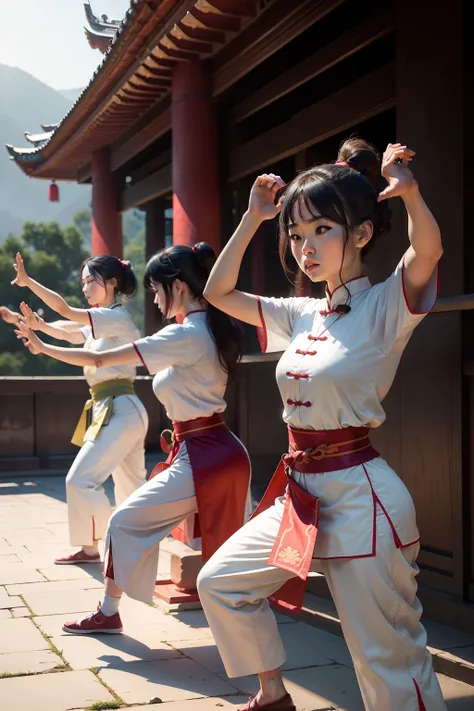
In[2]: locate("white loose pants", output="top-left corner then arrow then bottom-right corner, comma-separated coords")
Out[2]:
104,441 -> 198,603
66,394 -> 148,547
197,497 -> 447,711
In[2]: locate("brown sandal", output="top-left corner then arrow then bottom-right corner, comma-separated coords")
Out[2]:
238,693 -> 296,711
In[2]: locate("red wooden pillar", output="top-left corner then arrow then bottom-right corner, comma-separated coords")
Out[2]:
91,148 -> 122,257
172,59 -> 220,252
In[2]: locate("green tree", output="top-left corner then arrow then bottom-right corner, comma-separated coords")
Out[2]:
0,221 -> 88,375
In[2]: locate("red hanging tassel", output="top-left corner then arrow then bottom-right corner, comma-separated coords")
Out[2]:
48,180 -> 59,202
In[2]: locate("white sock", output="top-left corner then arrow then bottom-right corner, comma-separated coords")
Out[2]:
82,544 -> 99,557
100,594 -> 121,617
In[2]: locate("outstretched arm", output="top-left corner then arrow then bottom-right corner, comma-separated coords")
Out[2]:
19,302 -> 85,345
11,253 -> 91,326
204,173 -> 285,326
378,144 -> 443,311
15,321 -> 140,368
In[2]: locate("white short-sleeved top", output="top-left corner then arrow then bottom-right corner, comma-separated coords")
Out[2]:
132,310 -> 227,423
80,303 -> 141,387
257,259 -> 438,431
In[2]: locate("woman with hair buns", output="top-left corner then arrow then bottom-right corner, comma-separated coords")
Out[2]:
9,253 -> 148,565
197,140 -> 446,711
16,242 -> 251,635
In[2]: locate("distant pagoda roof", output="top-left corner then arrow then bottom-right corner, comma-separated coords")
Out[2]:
84,1 -> 122,53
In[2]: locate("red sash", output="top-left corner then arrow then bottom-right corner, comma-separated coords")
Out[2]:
252,426 -> 378,614
150,413 -> 251,562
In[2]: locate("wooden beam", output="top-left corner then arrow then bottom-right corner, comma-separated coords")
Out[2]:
128,149 -> 172,183
77,162 -> 92,184
109,97 -> 171,172
229,8 -> 393,124
228,64 -> 396,181
213,0 -> 345,96
119,164 -> 172,212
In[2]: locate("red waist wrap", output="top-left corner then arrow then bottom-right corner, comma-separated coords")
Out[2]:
150,413 -> 250,562
252,426 -> 378,614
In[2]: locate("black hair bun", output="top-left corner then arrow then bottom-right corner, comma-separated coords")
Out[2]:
193,242 -> 217,274
337,138 -> 380,184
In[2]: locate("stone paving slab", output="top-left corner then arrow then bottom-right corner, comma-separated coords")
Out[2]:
0,564 -> 46,585
21,588 -> 102,615
10,606 -> 30,618
35,613 -> 183,669
38,564 -> 104,581
7,578 -> 103,595
0,554 -> 21,564
0,609 -> 12,619
0,669 -> 114,711
0,618 -> 49,654
99,657 -> 240,704
0,588 -> 24,610
4,527 -> 59,544
0,649 -> 63,675
0,538 -> 13,554
224,664 -> 364,711
117,698 -> 249,710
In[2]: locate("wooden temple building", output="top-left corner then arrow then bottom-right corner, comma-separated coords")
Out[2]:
2,0 -> 474,629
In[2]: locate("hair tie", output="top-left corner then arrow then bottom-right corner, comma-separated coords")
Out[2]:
192,244 -> 205,269
335,160 -> 351,167
118,259 -> 128,269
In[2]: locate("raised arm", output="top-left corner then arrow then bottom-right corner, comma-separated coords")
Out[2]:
15,321 -> 140,368
12,253 -> 91,326
378,144 -> 443,311
19,302 -> 86,345
204,173 -> 285,326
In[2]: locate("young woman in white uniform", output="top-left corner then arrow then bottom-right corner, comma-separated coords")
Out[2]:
197,140 -> 447,711
12,253 -> 148,565
17,242 -> 251,635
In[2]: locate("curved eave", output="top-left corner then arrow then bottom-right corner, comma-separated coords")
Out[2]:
84,29 -> 113,53
25,131 -> 54,145
7,0 -> 268,181
84,2 -> 122,33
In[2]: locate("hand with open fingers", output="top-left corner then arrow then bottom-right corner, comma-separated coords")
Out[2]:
20,302 -> 43,330
248,173 -> 286,221
378,143 -> 417,202
0,305 -> 19,325
14,320 -> 43,355
11,252 -> 30,287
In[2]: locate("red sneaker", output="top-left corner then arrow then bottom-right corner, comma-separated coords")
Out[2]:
63,604 -> 123,635
55,550 -> 101,565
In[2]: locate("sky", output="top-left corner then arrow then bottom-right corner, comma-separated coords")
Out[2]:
0,0 -> 132,91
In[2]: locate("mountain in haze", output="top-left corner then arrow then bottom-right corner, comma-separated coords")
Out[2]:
0,64 -> 91,242
59,87 -> 85,103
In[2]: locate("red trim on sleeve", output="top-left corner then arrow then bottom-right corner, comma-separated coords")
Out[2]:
87,311 -> 96,339
132,341 -> 148,372
256,296 -> 268,353
401,257 -> 439,316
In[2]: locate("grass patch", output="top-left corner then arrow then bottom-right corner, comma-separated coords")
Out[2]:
88,668 -> 125,708
18,594 -> 36,618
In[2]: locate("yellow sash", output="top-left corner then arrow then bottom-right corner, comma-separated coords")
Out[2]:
71,378 -> 135,447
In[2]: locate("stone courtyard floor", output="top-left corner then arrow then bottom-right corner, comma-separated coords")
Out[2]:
0,476 -> 474,710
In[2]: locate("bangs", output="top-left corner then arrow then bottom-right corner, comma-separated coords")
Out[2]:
280,171 -> 350,234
